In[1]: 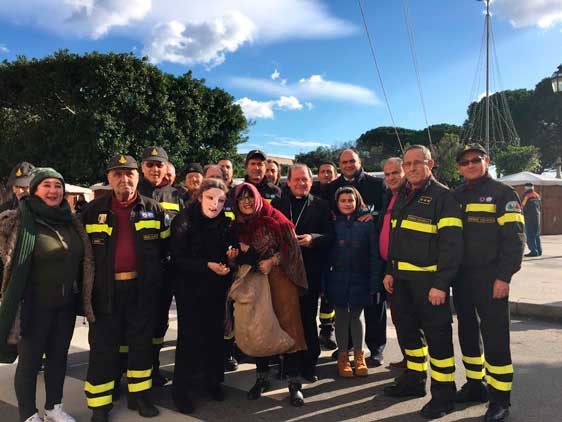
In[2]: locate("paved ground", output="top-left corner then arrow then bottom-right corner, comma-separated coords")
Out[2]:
1,235 -> 561,421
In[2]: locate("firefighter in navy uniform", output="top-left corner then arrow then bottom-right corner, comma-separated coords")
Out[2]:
82,155 -> 168,422
137,146 -> 183,386
243,150 -> 281,202
382,145 -> 463,419
453,144 -> 524,422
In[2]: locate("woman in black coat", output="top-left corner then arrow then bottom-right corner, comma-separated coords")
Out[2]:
171,178 -> 236,414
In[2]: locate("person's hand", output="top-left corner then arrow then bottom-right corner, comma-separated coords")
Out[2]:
493,279 -> 510,299
428,288 -> 446,306
383,274 -> 394,294
226,247 -> 239,260
239,242 -> 250,253
297,234 -> 313,247
357,213 -> 374,222
258,258 -> 275,275
208,262 -> 231,276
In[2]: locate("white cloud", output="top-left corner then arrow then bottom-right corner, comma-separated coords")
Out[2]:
143,12 -> 255,67
0,0 -> 355,66
492,0 -> 562,28
231,74 -> 379,105
276,96 -> 303,110
271,69 -> 280,80
0,44 -> 9,53
268,139 -> 328,148
235,97 -> 275,119
235,95 -> 305,119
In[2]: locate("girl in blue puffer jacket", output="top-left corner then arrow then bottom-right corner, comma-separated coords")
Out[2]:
323,186 -> 383,378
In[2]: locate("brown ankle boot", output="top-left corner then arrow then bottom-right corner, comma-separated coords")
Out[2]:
354,349 -> 368,377
337,351 -> 353,378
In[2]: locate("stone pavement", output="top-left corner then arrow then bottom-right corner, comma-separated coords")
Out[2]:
509,235 -> 562,321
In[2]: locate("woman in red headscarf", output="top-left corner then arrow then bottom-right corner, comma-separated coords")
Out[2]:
231,182 -> 308,407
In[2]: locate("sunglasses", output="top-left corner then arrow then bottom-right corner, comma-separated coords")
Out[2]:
144,161 -> 165,168
458,157 -> 484,167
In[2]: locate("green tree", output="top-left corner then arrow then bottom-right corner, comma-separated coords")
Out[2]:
0,50 -> 248,185
430,133 -> 462,187
493,145 -> 541,177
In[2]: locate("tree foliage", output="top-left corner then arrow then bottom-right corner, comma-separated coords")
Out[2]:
430,133 -> 462,187
493,145 -> 541,177
0,50 -> 248,185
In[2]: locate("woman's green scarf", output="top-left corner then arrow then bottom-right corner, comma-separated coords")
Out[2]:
0,195 -> 72,362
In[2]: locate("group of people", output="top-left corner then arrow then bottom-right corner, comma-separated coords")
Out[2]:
0,142 -> 528,422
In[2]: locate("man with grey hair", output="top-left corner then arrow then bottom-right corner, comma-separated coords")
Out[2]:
382,145 -> 463,419
204,164 -> 227,182
272,163 -> 334,393
379,157 -> 407,369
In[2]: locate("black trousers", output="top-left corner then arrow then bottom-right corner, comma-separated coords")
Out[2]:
393,278 -> 456,403
173,281 -> 225,393
318,296 -> 335,336
15,303 -> 76,421
85,281 -> 154,411
364,296 -> 387,356
298,290 -> 321,374
453,269 -> 513,405
152,264 -> 175,366
256,353 -> 300,379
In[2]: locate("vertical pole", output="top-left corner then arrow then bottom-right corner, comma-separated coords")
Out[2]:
485,0 -> 490,153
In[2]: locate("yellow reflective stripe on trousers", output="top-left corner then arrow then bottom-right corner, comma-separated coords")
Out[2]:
466,203 -> 496,213
431,370 -> 455,382
119,345 -> 129,353
407,360 -> 428,372
84,380 -> 115,394
128,379 -> 152,393
405,346 -> 428,357
398,262 -> 437,272
160,202 -> 180,211
401,219 -> 437,234
87,395 -> 112,408
487,375 -> 512,391
134,220 -> 161,231
225,211 -> 235,220
160,228 -> 171,239
391,219 -> 397,228
85,224 -> 113,236
319,311 -> 336,319
497,213 -> 525,226
466,369 -> 486,380
127,369 -> 152,378
437,217 -> 463,230
152,337 -> 164,345
462,354 -> 485,365
430,356 -> 455,368
486,362 -> 514,375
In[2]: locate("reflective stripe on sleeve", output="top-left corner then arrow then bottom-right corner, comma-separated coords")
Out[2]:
497,213 -> 525,226
160,202 -> 180,211
437,217 -> 463,230
160,228 -> 171,239
85,224 -> 113,235
401,220 -> 437,234
134,220 -> 161,231
398,262 -> 437,272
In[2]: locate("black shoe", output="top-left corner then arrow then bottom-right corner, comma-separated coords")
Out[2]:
224,355 -> 239,372
127,393 -> 159,418
288,382 -> 304,407
485,403 -> 510,422
302,370 -> 319,383
152,370 -> 169,387
524,252 -> 539,257
319,334 -> 338,350
247,378 -> 270,400
366,354 -> 384,368
455,381 -> 488,403
91,408 -> 110,422
420,399 -> 454,419
384,373 -> 427,398
173,392 -> 195,415
208,384 -> 226,402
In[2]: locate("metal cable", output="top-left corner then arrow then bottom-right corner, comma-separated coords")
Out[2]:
357,0 -> 404,153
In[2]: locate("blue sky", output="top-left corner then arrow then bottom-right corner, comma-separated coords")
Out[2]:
1,0 -> 561,157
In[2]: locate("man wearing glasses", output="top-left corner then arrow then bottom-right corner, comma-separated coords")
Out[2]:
383,145 -> 463,419
452,144 -> 524,422
138,146 -> 183,387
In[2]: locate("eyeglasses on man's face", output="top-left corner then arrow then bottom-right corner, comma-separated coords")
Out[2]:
458,157 -> 484,167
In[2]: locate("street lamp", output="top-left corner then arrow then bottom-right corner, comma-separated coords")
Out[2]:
551,64 -> 562,93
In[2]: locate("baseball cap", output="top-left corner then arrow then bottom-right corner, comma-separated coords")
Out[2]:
184,163 -> 203,176
456,143 -> 488,162
107,154 -> 138,171
7,161 -> 35,187
245,150 -> 267,165
141,146 -> 169,163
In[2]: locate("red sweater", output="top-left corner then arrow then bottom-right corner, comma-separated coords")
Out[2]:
111,194 -> 138,274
